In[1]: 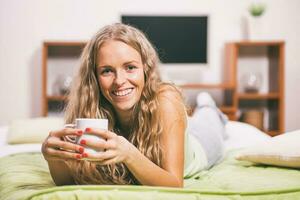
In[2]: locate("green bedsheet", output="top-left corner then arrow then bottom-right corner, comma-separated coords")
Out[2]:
1,151 -> 300,200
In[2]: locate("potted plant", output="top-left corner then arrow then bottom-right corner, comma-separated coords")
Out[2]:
249,3 -> 266,17
247,3 -> 267,40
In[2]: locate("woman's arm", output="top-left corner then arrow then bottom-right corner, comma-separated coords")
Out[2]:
42,129 -> 84,185
126,88 -> 186,187
47,160 -> 74,186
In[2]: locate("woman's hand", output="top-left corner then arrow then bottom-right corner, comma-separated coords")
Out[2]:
79,128 -> 135,165
42,128 -> 85,161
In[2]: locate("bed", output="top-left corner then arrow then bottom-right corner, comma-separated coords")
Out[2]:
0,119 -> 300,200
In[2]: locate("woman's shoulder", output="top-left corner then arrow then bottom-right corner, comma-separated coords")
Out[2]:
157,83 -> 187,131
157,83 -> 186,116
157,83 -> 183,100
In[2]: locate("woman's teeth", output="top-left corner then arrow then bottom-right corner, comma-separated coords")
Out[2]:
113,88 -> 133,96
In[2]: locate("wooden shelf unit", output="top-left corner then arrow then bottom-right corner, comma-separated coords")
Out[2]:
226,41 -> 285,136
42,41 -> 86,116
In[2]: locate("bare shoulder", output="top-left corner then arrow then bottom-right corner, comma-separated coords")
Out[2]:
157,83 -> 187,122
158,83 -> 183,102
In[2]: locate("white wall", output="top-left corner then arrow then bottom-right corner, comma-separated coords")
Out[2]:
0,0 -> 299,131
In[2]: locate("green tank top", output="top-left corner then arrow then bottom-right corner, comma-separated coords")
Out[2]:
184,129 -> 208,179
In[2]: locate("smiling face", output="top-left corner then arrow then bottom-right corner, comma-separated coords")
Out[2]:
97,40 -> 145,116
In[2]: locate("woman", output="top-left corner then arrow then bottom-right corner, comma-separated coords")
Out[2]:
42,23 -> 226,187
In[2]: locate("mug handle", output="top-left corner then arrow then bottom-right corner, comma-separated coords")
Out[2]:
63,124 -> 78,144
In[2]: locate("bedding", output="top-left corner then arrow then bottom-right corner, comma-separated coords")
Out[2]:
1,121 -> 299,200
224,121 -> 270,151
1,150 -> 300,200
236,129 -> 300,168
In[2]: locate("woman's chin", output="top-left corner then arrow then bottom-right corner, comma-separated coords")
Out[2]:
113,103 -> 135,113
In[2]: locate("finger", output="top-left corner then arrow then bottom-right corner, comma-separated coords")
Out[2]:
49,128 -> 83,138
83,150 -> 115,161
46,138 -> 85,153
84,128 -> 116,139
79,138 -> 116,151
45,146 -> 83,160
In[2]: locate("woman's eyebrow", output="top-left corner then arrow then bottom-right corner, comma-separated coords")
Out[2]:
97,60 -> 140,68
97,65 -> 111,68
123,60 -> 139,65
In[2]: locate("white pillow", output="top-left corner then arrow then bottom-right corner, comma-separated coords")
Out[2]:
0,126 -> 8,146
225,121 -> 270,151
7,117 -> 64,144
0,144 -> 42,157
236,130 -> 300,168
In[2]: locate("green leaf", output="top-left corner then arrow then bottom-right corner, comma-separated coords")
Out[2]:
249,3 -> 266,17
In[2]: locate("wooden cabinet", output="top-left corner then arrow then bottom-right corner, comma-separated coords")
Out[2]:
42,41 -> 86,116
226,41 -> 285,136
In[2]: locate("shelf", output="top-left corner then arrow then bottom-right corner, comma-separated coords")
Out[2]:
188,106 -> 235,116
264,130 -> 282,137
235,41 -> 284,46
220,106 -> 237,121
219,106 -> 236,113
237,93 -> 280,100
178,83 -> 234,89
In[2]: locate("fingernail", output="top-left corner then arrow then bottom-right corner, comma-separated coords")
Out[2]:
79,147 -> 84,153
82,153 -> 88,158
76,154 -> 81,159
80,139 -> 86,145
77,130 -> 83,135
85,128 -> 91,132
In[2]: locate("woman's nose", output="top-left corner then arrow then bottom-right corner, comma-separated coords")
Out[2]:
114,70 -> 126,86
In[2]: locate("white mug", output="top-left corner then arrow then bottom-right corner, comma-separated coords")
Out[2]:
75,118 -> 108,154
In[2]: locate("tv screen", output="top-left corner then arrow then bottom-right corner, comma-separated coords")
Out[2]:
121,15 -> 208,64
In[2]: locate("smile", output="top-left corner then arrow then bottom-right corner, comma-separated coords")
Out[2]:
112,88 -> 134,97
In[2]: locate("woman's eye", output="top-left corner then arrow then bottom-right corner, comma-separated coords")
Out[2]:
100,68 -> 113,75
126,65 -> 137,71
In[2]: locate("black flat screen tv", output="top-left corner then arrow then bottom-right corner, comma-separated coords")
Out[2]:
121,15 -> 208,64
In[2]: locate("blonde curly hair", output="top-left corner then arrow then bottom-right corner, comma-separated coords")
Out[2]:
64,23 -> 176,184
